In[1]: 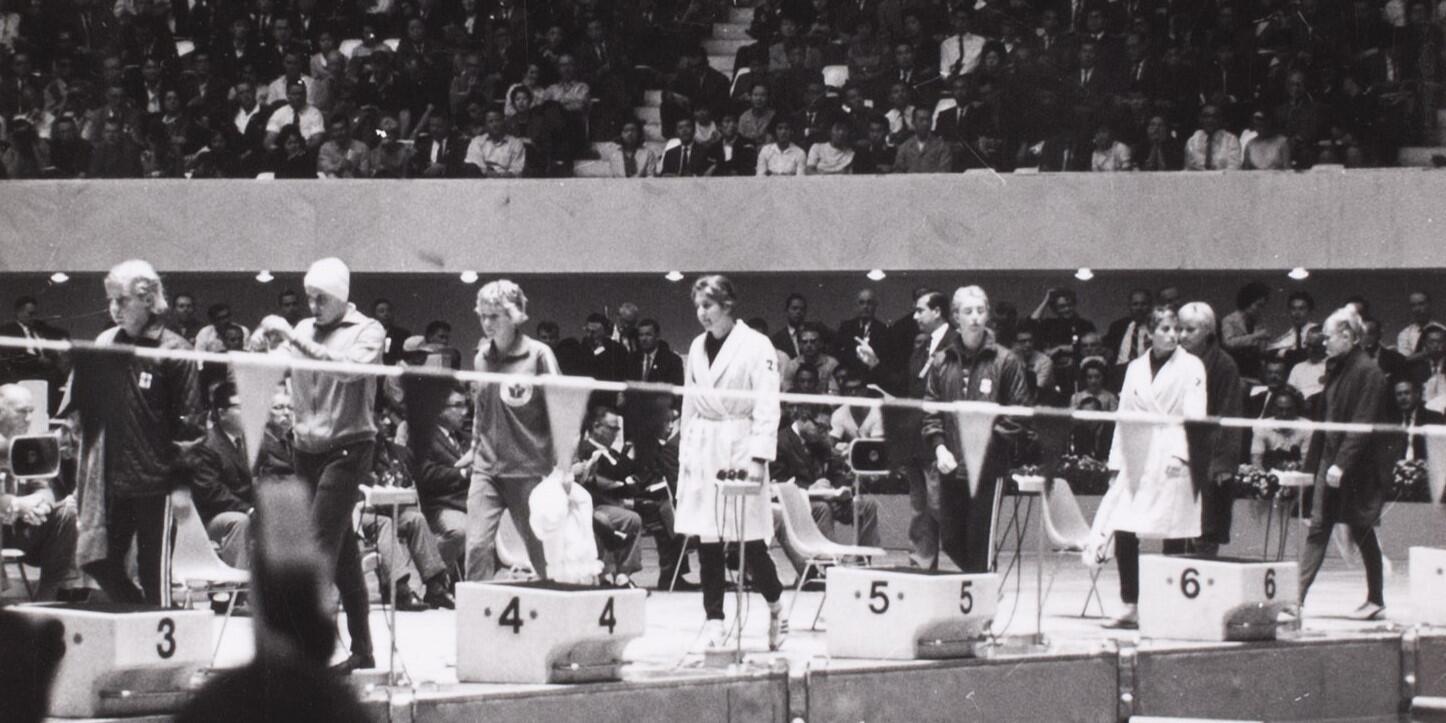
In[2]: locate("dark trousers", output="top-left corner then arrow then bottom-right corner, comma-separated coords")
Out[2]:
636,497 -> 689,581
6,503 -> 79,601
940,471 -> 998,573
295,441 -> 374,657
1197,475 -> 1234,554
84,495 -> 169,605
697,540 -> 782,620
1300,521 -> 1384,606
1115,533 -> 1190,605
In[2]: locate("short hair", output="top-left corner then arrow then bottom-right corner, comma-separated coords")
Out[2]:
799,321 -> 828,339
1177,301 -> 1217,331
1128,288 -> 1152,303
210,381 -> 238,413
13,295 -> 36,311
1287,290 -> 1315,310
1147,305 -> 1178,332
536,320 -> 560,336
373,299 -> 394,312
590,405 -> 621,425
637,318 -> 660,334
691,274 -> 737,310
920,291 -> 948,315
951,285 -> 989,315
1052,288 -> 1078,305
1235,281 -> 1271,311
784,292 -> 807,309
105,259 -> 169,314
792,362 -> 819,382
584,312 -> 610,328
476,279 -> 529,323
424,320 -> 451,338
1323,305 -> 1364,341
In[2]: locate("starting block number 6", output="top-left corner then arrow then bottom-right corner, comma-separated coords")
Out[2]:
1178,568 -> 1278,600
495,596 -> 620,635
865,581 -> 975,615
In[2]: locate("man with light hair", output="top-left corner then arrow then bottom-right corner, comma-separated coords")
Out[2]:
258,256 -> 384,673
921,285 -> 1032,572
465,279 -> 561,582
1299,306 -> 1392,620
1178,301 -> 1244,557
0,383 -> 79,601
613,302 -> 640,353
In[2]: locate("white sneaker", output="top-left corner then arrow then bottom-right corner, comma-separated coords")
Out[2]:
703,619 -> 728,649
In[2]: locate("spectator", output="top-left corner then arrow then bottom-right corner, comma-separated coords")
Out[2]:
0,383 -> 79,601
1410,325 -> 1446,413
1221,281 -> 1273,381
805,120 -> 855,174
609,119 -> 657,178
1394,377 -> 1445,462
317,116 -> 371,179
1397,291 -> 1444,358
1028,287 -> 1098,352
1,117 -> 47,179
188,383 -> 255,572
892,106 -> 951,172
1012,326 -> 1054,393
738,83 -> 777,143
771,293 -> 810,358
413,386 -> 469,574
1250,388 -> 1311,469
659,117 -> 717,176
1241,110 -> 1291,170
772,404 -> 881,578
1135,115 -> 1182,171
195,303 -> 251,354
1362,318 -> 1408,380
1184,104 -> 1241,170
264,81 -> 325,151
465,109 -> 526,178
573,407 -> 645,589
1090,123 -> 1133,172
1071,357 -> 1119,411
882,81 -> 916,146
835,288 -> 884,373
412,112 -> 469,178
853,115 -> 895,173
938,7 -> 984,80
783,323 -> 840,393
713,113 -> 757,176
372,299 -> 411,366
756,118 -> 806,176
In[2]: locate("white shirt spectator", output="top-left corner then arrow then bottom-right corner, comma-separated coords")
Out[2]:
264,75 -> 321,107
1091,141 -> 1133,172
1287,358 -> 1327,399
1397,321 -> 1446,355
1184,129 -> 1242,170
465,133 -> 527,176
234,103 -> 262,135
806,142 -> 854,174
195,323 -> 253,353
938,33 -> 985,78
756,143 -> 806,176
266,104 -> 326,141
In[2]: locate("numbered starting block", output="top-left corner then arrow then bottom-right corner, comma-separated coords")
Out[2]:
10,603 -> 211,718
456,581 -> 646,684
1410,547 -> 1446,626
824,567 -> 997,660
1139,555 -> 1298,642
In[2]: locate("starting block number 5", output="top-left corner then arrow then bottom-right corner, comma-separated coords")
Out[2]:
866,581 -> 974,615
496,596 -> 619,635
1177,568 -> 1278,600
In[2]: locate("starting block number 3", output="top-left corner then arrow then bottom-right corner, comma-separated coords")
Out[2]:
496,596 -> 619,635
866,581 -> 974,615
1176,568 -> 1277,600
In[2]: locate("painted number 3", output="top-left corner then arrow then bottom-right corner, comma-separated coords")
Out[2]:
156,617 -> 176,659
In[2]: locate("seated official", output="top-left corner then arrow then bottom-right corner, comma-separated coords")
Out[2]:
412,387 -> 470,573
771,405 -> 881,581
357,428 -> 454,611
1393,377 -> 1446,462
254,388 -> 298,483
0,384 -> 79,602
188,383 -> 255,572
574,407 -> 660,589
1250,387 -> 1310,469
829,372 -> 884,443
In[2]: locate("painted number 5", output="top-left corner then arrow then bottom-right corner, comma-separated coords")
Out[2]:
868,581 -> 890,614
959,581 -> 974,614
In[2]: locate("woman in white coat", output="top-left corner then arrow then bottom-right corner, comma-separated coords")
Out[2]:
675,275 -> 788,651
1100,306 -> 1207,629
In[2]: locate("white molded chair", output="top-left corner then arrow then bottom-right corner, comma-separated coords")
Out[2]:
338,38 -> 362,58
166,487 -> 249,666
1040,479 -> 1105,617
496,514 -> 536,580
775,482 -> 885,629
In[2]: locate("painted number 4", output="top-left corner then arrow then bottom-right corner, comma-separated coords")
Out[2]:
499,597 -> 524,634
599,597 -> 617,634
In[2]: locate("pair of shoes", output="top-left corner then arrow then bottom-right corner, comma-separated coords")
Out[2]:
394,587 -> 430,612
329,653 -> 375,674
1346,601 -> 1386,621
1102,605 -> 1138,630
768,604 -> 789,651
703,619 -> 729,649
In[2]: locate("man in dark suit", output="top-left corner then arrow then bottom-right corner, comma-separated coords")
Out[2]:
1103,288 -> 1154,390
795,81 -> 841,148
835,288 -> 886,374
623,318 -> 683,460
661,46 -> 732,137
1299,307 -> 1394,619
771,405 -> 881,579
852,115 -> 896,173
640,407 -> 696,589
714,113 -> 758,176
862,290 -> 951,568
658,118 -> 719,176
1362,318 -> 1408,380
413,387 -> 470,573
770,293 -> 810,358
189,384 -> 255,570
412,113 -> 473,177
1407,325 -> 1446,412
1392,378 -> 1446,462
574,408 -> 648,589
0,296 -> 69,412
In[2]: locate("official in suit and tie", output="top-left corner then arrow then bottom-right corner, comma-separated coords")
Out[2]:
659,118 -> 719,176
1392,378 -> 1446,463
624,319 -> 684,470
1103,288 -> 1154,392
414,387 -> 472,572
0,295 -> 69,412
770,293 -> 810,358
190,383 -> 255,570
835,288 -> 886,374
858,290 -> 951,568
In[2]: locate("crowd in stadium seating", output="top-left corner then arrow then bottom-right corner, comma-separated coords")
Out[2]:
3,279 -> 1443,610
0,0 -> 1439,178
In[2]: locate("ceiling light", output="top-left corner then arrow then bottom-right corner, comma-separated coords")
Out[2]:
1288,267 -> 1309,281
866,269 -> 886,281
459,270 -> 479,284
1074,268 -> 1094,281
664,271 -> 684,282
255,270 -> 274,283
49,272 -> 69,285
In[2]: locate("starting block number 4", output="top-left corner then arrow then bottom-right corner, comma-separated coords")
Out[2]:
825,567 -> 997,660
456,581 -> 646,685
1140,556 -> 1298,642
